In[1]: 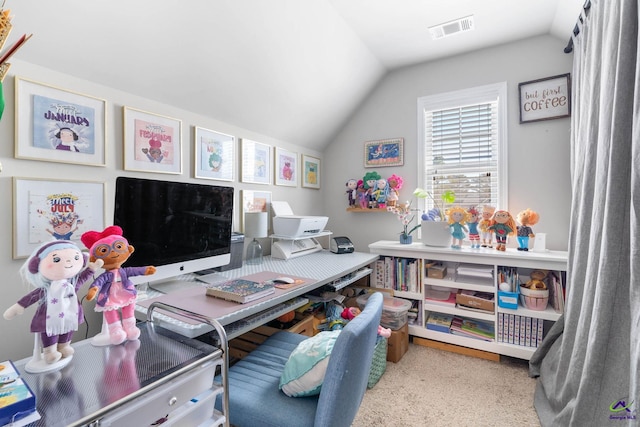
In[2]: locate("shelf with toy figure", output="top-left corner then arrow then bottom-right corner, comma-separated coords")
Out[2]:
368,240 -> 568,360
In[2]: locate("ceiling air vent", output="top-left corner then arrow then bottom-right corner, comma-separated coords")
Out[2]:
429,15 -> 475,40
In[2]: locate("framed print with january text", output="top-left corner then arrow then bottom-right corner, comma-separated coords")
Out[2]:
15,77 -> 107,166
241,190 -> 272,233
519,73 -> 571,123
194,126 -> 235,181
364,138 -> 404,167
274,147 -> 297,187
13,177 -> 106,259
301,154 -> 320,189
123,106 -> 182,174
241,139 -> 271,184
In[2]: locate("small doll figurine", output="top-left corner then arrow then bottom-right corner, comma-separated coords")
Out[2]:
479,205 -> 496,248
345,179 -> 358,207
3,241 -> 103,364
373,178 -> 389,208
81,226 -> 156,345
488,210 -> 517,251
356,180 -> 368,209
446,206 -> 469,249
467,207 -> 481,249
362,171 -> 381,209
386,174 -> 403,208
516,208 -> 540,251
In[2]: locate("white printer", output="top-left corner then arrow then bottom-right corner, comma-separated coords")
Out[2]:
270,201 -> 330,259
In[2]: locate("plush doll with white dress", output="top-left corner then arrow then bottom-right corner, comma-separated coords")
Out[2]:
3,240 -> 103,364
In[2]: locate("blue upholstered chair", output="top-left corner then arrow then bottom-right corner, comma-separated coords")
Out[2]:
216,292 -> 384,427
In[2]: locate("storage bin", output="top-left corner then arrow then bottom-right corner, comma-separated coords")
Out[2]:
357,294 -> 412,330
497,290 -> 519,309
519,287 -> 549,310
367,336 -> 387,388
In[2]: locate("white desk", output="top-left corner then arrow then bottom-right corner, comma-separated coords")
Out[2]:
136,250 -> 377,339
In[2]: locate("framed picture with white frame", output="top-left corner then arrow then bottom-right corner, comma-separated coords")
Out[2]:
14,77 -> 107,166
123,106 -> 182,174
194,126 -> 235,181
241,139 -> 271,184
274,147 -> 297,187
12,177 -> 106,259
301,154 -> 321,189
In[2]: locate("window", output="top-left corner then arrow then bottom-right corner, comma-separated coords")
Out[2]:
417,82 -> 507,214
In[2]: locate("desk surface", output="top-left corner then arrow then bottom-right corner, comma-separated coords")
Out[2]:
14,323 -> 219,427
136,250 -> 377,339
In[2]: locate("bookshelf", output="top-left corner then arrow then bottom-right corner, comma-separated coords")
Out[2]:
369,240 -> 568,360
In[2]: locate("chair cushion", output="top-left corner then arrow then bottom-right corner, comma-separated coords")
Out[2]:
279,330 -> 340,397
215,331 -> 320,427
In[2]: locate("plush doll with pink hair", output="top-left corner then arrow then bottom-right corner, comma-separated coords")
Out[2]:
3,240 -> 103,364
81,226 -> 156,345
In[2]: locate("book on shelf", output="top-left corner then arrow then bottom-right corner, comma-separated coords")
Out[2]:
205,279 -> 275,303
0,360 -> 38,427
426,312 -> 454,333
450,316 -> 495,341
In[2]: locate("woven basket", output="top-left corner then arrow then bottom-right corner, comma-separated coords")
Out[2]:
367,336 -> 388,389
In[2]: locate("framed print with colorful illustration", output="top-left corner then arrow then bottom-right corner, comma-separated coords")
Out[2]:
364,137 -> 404,167
301,154 -> 320,189
14,77 -> 107,166
123,106 -> 182,174
518,73 -> 571,123
12,177 -> 106,259
241,190 -> 272,233
194,126 -> 235,181
241,139 -> 271,184
274,147 -> 297,187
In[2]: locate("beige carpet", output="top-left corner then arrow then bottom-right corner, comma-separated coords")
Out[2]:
353,342 -> 541,427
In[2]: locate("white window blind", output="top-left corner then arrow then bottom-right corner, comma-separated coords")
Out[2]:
418,82 -> 507,213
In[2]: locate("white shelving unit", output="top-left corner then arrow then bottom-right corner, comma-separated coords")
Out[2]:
369,240 -> 568,360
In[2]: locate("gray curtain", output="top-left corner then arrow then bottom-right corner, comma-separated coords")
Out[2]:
529,0 -> 640,425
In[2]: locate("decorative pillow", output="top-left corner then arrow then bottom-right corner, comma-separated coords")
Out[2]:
279,330 -> 340,397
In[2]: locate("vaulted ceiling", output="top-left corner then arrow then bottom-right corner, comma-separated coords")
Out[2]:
8,0 -> 583,151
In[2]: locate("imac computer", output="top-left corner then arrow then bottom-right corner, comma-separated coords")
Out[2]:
113,176 -> 234,293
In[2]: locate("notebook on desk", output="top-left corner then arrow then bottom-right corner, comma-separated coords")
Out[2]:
205,279 -> 275,303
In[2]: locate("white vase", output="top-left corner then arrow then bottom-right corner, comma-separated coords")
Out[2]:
421,221 -> 452,247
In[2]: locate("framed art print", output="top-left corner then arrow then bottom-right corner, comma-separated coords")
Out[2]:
15,77 -> 107,166
123,106 -> 182,174
241,139 -> 271,184
274,147 -> 297,187
519,73 -> 571,123
13,177 -> 106,259
194,126 -> 235,181
301,154 -> 320,189
364,138 -> 404,167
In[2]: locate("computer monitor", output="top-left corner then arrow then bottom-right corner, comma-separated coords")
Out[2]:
113,176 -> 234,292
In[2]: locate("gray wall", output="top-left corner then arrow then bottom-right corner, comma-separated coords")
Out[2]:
323,35 -> 572,253
0,60 -> 322,361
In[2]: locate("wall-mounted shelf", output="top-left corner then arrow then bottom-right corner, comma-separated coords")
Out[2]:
346,207 -> 387,212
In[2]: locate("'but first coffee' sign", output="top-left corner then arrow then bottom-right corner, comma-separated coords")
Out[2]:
519,73 -> 571,123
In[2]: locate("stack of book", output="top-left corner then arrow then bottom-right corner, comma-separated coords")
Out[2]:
0,361 -> 39,426
205,279 -> 275,303
426,312 -> 454,333
449,316 -> 495,341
